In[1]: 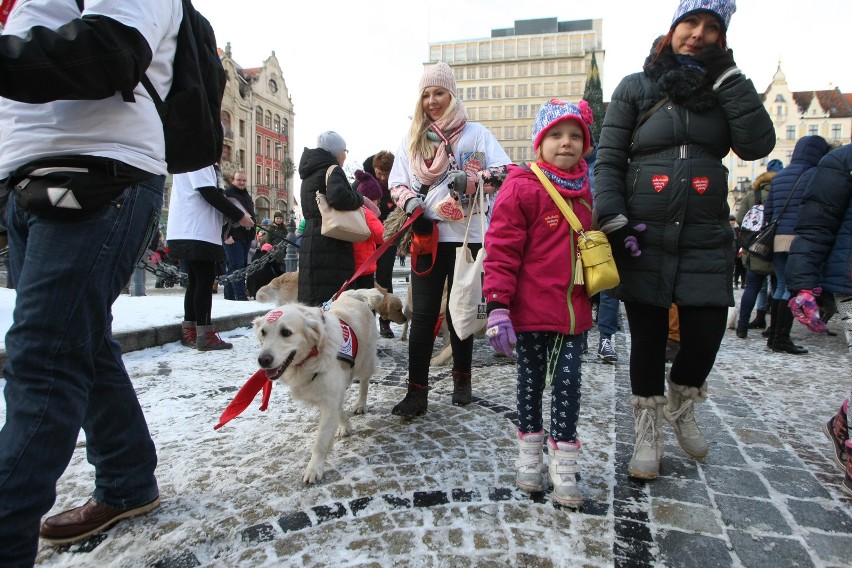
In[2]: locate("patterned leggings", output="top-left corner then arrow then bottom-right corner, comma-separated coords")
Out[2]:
515,331 -> 583,443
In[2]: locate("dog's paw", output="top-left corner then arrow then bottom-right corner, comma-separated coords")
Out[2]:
352,402 -> 366,415
336,423 -> 352,438
302,464 -> 324,484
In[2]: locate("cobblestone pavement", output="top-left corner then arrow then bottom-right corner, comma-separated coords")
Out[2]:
29,293 -> 852,567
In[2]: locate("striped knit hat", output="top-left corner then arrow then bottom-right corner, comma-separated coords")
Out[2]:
532,99 -> 593,153
671,0 -> 736,31
419,62 -> 457,97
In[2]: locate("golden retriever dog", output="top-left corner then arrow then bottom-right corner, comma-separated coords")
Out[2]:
255,271 -> 299,305
253,288 -> 383,484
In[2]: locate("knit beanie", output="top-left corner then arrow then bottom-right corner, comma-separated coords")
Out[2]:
317,131 -> 347,157
354,170 -> 382,201
532,99 -> 593,154
671,0 -> 736,31
419,62 -> 457,97
766,159 -> 783,172
273,211 -> 284,219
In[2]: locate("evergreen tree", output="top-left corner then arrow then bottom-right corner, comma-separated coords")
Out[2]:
583,52 -> 605,144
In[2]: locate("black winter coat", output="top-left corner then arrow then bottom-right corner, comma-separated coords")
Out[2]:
224,184 -> 256,243
594,42 -> 775,309
297,147 -> 364,306
786,144 -> 852,296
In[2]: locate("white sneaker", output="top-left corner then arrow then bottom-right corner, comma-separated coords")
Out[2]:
547,437 -> 583,508
516,431 -> 544,492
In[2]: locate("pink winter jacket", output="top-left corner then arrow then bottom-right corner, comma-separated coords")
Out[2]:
483,164 -> 594,336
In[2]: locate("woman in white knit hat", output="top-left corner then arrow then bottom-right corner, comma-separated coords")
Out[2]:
593,0 -> 775,480
389,61 -> 510,417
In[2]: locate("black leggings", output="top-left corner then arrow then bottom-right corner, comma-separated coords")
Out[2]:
409,241 -> 479,385
624,302 -> 727,397
183,259 -> 216,326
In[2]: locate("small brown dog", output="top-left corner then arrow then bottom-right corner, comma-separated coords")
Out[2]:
375,284 -> 407,325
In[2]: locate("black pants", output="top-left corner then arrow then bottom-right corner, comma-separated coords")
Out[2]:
409,241 -> 479,384
375,243 -> 397,294
184,259 -> 216,325
624,302 -> 727,397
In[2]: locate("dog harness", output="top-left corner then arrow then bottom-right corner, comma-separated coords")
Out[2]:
213,316 -> 359,430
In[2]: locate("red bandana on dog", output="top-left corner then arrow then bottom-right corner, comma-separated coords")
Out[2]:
213,320 -> 359,429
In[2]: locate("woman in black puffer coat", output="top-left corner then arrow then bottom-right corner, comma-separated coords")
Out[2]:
297,131 -> 364,306
594,0 -> 775,481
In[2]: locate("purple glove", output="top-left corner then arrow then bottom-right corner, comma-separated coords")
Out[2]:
486,309 -> 516,356
619,224 -> 647,257
788,289 -> 828,333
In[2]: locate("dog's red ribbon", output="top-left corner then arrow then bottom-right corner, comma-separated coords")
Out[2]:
214,369 -> 272,430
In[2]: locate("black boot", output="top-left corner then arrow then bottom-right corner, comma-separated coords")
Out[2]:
771,303 -> 808,354
391,382 -> 429,417
379,318 -> 394,339
452,370 -> 472,406
763,298 -> 779,341
747,309 -> 767,329
735,324 -> 748,339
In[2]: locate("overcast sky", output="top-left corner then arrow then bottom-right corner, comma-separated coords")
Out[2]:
192,0 -> 852,177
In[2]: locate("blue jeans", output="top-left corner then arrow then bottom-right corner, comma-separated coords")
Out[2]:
223,240 -> 250,300
0,178 -> 163,566
772,252 -> 791,301
597,289 -> 620,337
737,270 -> 768,328
516,331 -> 583,443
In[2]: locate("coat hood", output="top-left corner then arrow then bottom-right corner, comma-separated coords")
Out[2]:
752,170 -> 776,190
298,147 -> 337,180
789,135 -> 830,168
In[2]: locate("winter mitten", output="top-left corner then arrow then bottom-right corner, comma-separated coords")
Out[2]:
404,197 -> 423,216
788,289 -> 828,333
607,223 -> 647,257
486,309 -> 516,357
696,45 -> 739,87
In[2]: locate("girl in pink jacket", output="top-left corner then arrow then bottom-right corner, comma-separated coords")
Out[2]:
483,99 -> 594,509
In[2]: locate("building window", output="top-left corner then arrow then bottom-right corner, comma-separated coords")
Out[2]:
493,64 -> 503,79
737,159 -> 746,167
491,126 -> 501,138
558,61 -> 569,74
518,125 -> 530,140
518,62 -> 529,77
467,43 -> 476,61
531,84 -> 541,97
239,119 -> 245,137
479,86 -> 489,100
274,171 -> 279,188
518,105 -> 528,119
264,111 -> 272,129
238,149 -> 245,169
282,118 -> 289,139
256,164 -> 262,183
478,42 -> 490,60
544,61 -> 555,75
543,82 -> 555,97
222,144 -> 232,163
466,87 -> 476,100
505,85 -> 515,98
265,139 -> 271,157
776,105 -> 783,117
832,124 -> 842,139
479,65 -> 489,79
543,37 -> 556,56
530,37 -> 542,57
265,168 -> 271,185
492,41 -> 504,59
505,41 -> 516,59
808,125 -> 818,135
518,84 -> 528,97
467,107 -> 476,121
256,135 -> 262,153
557,82 -> 569,96
571,81 -> 581,95
774,94 -> 785,102
505,126 -> 515,140
786,126 -> 796,140
504,105 -> 514,119
255,106 -> 263,124
273,115 -> 280,133
491,86 -> 502,98
530,62 -> 541,76
491,106 -> 500,120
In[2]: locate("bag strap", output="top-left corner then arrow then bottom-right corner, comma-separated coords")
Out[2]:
460,176 -> 486,249
631,97 -> 670,147
771,173 -> 804,223
530,163 -> 584,234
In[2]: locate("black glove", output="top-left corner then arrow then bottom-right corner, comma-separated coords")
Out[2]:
607,223 -> 647,258
697,44 -> 737,85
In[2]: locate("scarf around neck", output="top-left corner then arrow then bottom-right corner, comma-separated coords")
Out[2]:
643,39 -> 717,112
536,159 -> 588,191
411,105 -> 468,186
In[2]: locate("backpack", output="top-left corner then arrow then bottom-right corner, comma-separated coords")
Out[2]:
77,0 -> 225,173
737,188 -> 765,249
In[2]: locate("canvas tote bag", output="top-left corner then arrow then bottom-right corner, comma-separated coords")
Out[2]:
316,165 -> 370,242
448,178 -> 488,340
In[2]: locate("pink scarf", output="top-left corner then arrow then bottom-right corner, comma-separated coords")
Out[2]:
411,106 -> 468,186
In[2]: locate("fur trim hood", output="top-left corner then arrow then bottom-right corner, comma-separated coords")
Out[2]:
752,170 -> 777,190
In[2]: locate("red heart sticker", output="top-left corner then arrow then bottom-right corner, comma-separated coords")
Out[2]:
266,310 -> 284,322
692,177 -> 709,194
544,212 -> 560,230
438,199 -> 464,221
651,175 -> 669,192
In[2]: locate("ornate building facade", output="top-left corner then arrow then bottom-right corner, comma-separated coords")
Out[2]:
219,44 -> 295,222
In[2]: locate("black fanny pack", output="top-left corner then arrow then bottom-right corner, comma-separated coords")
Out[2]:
5,155 -> 151,220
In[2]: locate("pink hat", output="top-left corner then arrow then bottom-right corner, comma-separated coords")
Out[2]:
260,243 -> 274,253
419,62 -> 457,97
532,99 -> 593,154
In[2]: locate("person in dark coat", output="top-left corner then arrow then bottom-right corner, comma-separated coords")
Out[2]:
222,170 -> 256,301
297,131 -> 364,306
785,143 -> 852,496
593,0 -> 775,480
762,135 -> 830,354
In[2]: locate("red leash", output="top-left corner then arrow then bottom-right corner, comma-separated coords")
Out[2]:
327,207 -> 423,304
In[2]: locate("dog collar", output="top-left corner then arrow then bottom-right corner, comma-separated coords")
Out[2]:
295,346 -> 319,367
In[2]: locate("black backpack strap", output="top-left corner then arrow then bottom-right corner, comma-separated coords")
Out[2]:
75,0 -> 137,102
754,187 -> 762,206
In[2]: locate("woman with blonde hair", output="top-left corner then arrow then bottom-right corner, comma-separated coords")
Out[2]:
389,62 -> 510,417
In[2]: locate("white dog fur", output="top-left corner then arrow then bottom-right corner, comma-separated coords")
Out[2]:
253,288 -> 383,484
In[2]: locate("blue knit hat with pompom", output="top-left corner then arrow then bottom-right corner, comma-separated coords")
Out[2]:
671,0 -> 736,31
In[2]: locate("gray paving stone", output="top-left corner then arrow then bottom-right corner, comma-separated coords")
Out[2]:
656,529 -> 733,568
804,532 -> 852,566
728,530 -> 815,567
703,465 -> 771,498
648,476 -> 712,506
761,466 -> 833,499
715,495 -> 794,535
785,498 -> 852,533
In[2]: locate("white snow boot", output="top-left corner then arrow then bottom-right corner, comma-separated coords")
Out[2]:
515,430 -> 544,492
628,395 -> 667,480
664,379 -> 709,458
547,437 -> 583,508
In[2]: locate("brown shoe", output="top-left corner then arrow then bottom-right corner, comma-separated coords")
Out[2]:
40,497 -> 160,544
